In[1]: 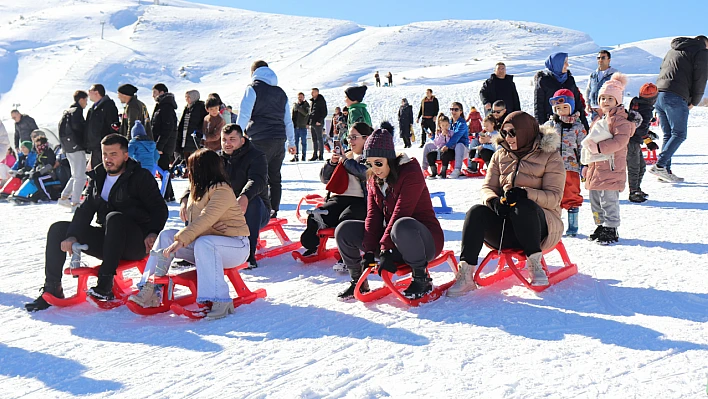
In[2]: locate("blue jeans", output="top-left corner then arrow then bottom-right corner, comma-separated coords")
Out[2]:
294,127 -> 307,156
654,91 -> 689,171
244,196 -> 270,262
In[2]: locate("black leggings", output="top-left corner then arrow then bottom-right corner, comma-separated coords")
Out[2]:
300,195 -> 366,250
460,199 -> 548,264
426,149 -> 455,174
44,212 -> 148,283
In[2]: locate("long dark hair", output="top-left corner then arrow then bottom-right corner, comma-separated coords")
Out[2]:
188,149 -> 231,201
366,154 -> 404,187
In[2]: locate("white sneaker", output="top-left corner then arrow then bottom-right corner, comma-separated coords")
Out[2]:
667,172 -> 684,182
648,165 -> 672,182
446,261 -> 477,297
332,261 -> 348,273
449,169 -> 462,179
57,198 -> 72,208
527,253 -> 549,286
206,300 -> 234,320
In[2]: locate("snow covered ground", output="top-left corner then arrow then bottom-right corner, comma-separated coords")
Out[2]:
2,1 -> 708,398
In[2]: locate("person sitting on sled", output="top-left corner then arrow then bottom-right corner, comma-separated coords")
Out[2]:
128,148 -> 250,319
334,127 -> 444,300
447,111 -> 566,297
24,134 -> 168,311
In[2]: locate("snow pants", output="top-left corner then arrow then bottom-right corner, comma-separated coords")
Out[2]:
590,189 -> 620,228
626,141 -> 646,192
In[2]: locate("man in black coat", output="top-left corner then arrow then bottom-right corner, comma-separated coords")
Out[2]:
25,134 -> 168,311
86,84 -> 120,169
308,88 -> 328,161
398,98 -> 414,148
151,83 -> 178,201
176,90 -> 207,164
58,90 -> 88,207
416,88 -> 439,147
11,110 -> 38,150
480,62 -> 522,115
649,35 -> 708,182
181,124 -> 270,269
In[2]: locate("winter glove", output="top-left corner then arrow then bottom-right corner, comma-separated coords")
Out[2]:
648,131 -> 659,140
360,252 -> 376,270
503,187 -> 527,206
490,197 -> 511,218
643,137 -> 659,151
377,248 -> 400,276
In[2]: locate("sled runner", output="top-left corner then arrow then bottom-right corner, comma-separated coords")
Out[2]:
42,257 -> 149,309
254,218 -> 302,260
461,158 -> 486,178
473,240 -> 578,292
127,264 -> 266,318
430,191 -> 453,214
291,227 -> 341,263
295,194 -> 325,224
354,250 -> 459,307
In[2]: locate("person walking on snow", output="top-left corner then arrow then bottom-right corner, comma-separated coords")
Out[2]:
57,90 -> 89,209
374,71 -> 381,87
648,35 -> 708,183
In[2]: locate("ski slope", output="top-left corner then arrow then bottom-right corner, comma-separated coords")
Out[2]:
2,1 -> 708,398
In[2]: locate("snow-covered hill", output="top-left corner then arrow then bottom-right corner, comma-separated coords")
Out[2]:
0,0 -> 672,134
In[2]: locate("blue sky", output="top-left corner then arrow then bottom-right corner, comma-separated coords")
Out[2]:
191,0 -> 706,46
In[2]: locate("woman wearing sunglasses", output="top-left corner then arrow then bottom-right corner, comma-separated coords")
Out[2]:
334,127 -> 444,300
447,111 -> 565,296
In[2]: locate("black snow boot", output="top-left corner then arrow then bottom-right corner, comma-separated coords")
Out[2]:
597,227 -> 619,245
337,279 -> 370,301
87,275 -> 114,301
403,269 -> 433,299
588,225 -> 604,241
25,281 -> 64,312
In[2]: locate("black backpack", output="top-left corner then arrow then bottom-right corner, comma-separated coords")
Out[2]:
58,108 -> 81,152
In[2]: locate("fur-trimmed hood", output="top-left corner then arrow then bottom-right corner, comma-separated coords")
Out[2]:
494,125 -> 560,155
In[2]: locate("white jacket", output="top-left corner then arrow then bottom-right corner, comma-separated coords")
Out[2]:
581,118 -> 614,167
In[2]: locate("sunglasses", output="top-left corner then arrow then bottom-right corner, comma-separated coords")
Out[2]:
500,128 -> 516,139
349,134 -> 364,140
449,108 -> 460,112
365,161 -> 385,168
492,109 -> 504,114
596,56 -> 608,60
549,97 -> 569,106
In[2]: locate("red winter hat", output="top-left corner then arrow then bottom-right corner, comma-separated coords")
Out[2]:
549,89 -> 576,113
639,83 -> 658,98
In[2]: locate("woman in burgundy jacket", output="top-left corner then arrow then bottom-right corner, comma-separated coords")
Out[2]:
334,128 -> 444,300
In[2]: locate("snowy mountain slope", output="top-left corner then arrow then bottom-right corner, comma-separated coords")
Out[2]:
0,0 -> 672,137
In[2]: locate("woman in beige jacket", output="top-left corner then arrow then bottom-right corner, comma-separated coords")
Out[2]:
448,111 -> 566,296
129,149 -> 250,319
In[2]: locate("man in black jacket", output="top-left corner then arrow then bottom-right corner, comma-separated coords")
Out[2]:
58,90 -> 88,208
25,134 -> 168,311
181,124 -> 270,269
176,90 -> 207,166
416,89 -> 439,147
649,35 -> 708,183
236,60 -> 296,217
151,83 -> 178,201
480,62 -> 521,115
86,84 -> 120,169
11,110 -> 38,150
308,88 -> 328,161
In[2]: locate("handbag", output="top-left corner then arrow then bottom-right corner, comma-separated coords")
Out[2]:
410,124 -> 416,142
325,162 -> 349,194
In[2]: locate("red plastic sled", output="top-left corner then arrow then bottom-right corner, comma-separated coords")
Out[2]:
461,158 -> 486,178
42,257 -> 149,309
254,218 -> 302,260
473,241 -> 578,292
126,264 -> 266,318
353,250 -> 459,306
291,227 -> 341,263
423,160 -> 456,177
642,147 -> 658,165
295,194 -> 325,224
0,176 -> 21,196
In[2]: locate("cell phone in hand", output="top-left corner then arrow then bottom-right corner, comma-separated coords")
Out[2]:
334,140 -> 342,155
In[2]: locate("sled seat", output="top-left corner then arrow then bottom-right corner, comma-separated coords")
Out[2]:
430,192 -> 452,214
126,263 -> 266,318
295,194 -> 326,224
254,218 -> 301,260
43,257 -> 149,309
641,147 -> 658,165
354,250 -> 459,307
291,227 -> 341,264
474,240 -> 577,292
461,158 -> 486,178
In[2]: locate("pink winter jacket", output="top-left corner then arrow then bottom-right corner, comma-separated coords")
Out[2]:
584,106 -> 635,192
1,154 -> 16,167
